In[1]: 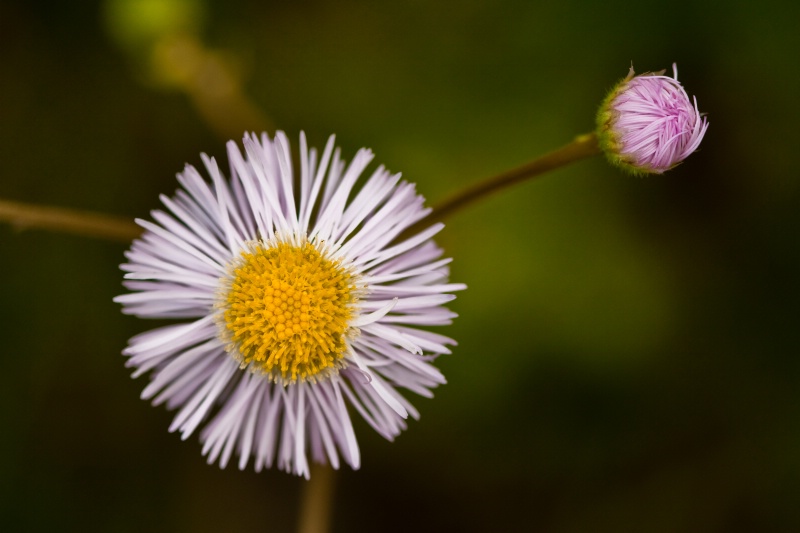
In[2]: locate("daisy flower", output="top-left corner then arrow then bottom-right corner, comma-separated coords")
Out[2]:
597,63 -> 709,175
115,131 -> 465,478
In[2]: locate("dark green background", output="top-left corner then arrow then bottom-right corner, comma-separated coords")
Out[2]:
2,0 -> 799,531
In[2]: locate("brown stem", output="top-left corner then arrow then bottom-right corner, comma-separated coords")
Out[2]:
0,199 -> 141,242
403,132 -> 601,238
297,464 -> 336,533
0,133 -> 600,244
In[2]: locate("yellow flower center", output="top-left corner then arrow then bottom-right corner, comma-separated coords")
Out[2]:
221,240 -> 358,383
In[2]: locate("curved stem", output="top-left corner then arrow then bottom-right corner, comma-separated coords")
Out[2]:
297,464 -> 336,533
0,199 -> 141,242
403,132 -> 601,238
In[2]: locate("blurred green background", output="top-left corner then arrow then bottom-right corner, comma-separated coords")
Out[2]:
2,0 -> 799,531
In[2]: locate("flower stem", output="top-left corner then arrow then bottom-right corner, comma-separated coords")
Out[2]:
0,133 -> 600,244
297,464 -> 336,533
404,132 -> 601,238
0,199 -> 141,242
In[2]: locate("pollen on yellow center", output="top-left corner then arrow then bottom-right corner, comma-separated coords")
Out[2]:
222,240 -> 357,383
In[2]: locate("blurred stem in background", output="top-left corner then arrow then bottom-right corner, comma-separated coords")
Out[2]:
298,465 -> 336,533
0,133 -> 601,243
105,0 -> 271,140
147,32 -> 272,140
0,199 -> 141,241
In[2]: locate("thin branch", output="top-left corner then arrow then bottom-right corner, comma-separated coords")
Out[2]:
297,464 -> 336,533
0,199 -> 141,242
401,132 -> 601,239
0,134 -> 600,245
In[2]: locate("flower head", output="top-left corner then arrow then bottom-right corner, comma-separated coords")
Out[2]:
115,132 -> 465,478
596,64 -> 709,175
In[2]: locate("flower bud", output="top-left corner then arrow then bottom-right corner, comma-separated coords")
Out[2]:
596,64 -> 709,175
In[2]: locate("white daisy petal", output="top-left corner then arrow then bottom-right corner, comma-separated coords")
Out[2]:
350,298 -> 398,327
